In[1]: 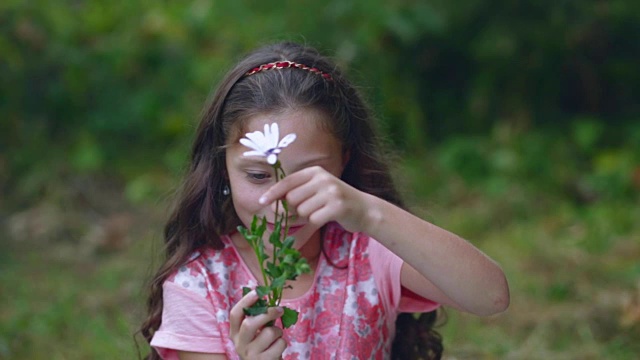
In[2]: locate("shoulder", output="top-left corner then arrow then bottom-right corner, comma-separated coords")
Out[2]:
342,229 -> 406,312
165,237 -> 253,306
165,248 -> 216,298
166,238 -> 238,294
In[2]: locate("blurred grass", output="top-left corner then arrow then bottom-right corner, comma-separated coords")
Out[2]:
398,141 -> 640,359
0,224 -> 153,359
433,199 -> 640,359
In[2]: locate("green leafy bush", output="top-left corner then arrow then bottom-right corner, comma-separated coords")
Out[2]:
1,0 -> 637,204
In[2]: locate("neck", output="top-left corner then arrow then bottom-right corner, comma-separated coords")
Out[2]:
230,228 -> 324,282
298,229 -> 323,264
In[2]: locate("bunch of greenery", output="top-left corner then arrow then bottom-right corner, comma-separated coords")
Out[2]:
238,213 -> 311,328
237,124 -> 311,328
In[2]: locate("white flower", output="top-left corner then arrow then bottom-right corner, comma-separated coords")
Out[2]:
240,123 -> 297,165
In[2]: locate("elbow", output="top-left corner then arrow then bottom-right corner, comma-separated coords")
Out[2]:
470,273 -> 510,316
491,287 -> 510,315
483,274 -> 511,316
473,291 -> 509,317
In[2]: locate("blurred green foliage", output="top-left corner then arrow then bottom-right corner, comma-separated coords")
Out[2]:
1,0 -> 638,205
1,2 -> 639,358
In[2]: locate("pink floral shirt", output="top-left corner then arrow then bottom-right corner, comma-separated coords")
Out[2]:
151,222 -> 438,359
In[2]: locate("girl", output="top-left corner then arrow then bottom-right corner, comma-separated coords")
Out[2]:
140,42 -> 509,360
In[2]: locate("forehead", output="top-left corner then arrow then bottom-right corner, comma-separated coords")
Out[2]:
229,108 -> 343,162
226,108 -> 332,145
243,108 -> 326,134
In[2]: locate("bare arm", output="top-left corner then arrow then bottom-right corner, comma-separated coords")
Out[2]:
261,166 -> 510,316
363,192 -> 510,315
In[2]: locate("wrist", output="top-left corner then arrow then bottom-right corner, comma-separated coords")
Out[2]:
362,193 -> 384,236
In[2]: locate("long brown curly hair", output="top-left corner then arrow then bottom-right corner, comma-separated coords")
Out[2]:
139,41 -> 442,359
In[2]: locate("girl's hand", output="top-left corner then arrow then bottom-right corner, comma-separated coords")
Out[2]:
229,290 -> 286,360
259,166 -> 372,233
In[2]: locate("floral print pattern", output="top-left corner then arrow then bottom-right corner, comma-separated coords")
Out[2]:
167,223 -> 395,359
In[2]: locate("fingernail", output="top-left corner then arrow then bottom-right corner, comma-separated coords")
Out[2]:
276,307 -> 284,313
259,196 -> 267,205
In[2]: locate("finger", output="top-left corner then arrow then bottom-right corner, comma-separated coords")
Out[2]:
289,178 -> 347,219
271,168 -> 337,210
237,307 -> 285,348
248,325 -> 284,354
261,337 -> 287,359
281,178 -> 320,210
230,290 -> 259,336
293,190 -> 328,221
307,203 -> 339,228
259,168 -> 316,205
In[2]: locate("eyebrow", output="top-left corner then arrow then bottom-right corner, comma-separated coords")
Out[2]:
236,154 -> 332,169
236,157 -> 269,165
295,155 -> 333,169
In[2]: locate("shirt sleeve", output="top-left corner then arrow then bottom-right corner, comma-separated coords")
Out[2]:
150,281 -> 226,359
368,238 -> 439,314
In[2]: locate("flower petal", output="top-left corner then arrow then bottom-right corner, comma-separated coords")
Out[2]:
267,123 -> 279,149
243,150 -> 265,158
244,131 -> 268,151
239,123 -> 293,161
261,124 -> 272,149
239,138 -> 262,152
267,154 -> 277,165
278,133 -> 297,148
240,138 -> 267,156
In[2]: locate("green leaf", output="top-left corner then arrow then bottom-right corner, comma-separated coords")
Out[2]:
282,254 -> 296,265
250,215 -> 258,232
280,264 -> 293,277
283,248 -> 298,256
271,276 -> 286,289
269,222 -> 283,247
243,304 -> 268,316
258,216 -> 267,233
281,307 -> 299,328
283,236 -> 295,248
266,262 -> 282,278
257,243 -> 266,261
242,287 -> 252,296
296,261 -> 311,275
255,285 -> 270,297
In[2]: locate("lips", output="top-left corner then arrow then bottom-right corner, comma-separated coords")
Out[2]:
286,225 -> 304,235
266,222 -> 304,235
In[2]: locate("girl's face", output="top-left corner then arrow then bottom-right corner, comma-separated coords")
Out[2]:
225,108 -> 346,258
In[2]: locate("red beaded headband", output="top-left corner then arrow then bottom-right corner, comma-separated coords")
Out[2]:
245,60 -> 333,80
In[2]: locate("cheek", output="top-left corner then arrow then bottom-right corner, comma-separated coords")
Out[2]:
230,185 -> 264,214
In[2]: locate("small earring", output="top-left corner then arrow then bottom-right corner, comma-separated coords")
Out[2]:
222,184 -> 230,196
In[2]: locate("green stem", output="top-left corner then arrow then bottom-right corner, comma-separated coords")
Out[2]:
277,166 -> 289,305
274,162 -> 289,306
253,229 -> 270,296
273,164 -> 281,305
266,162 -> 284,306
